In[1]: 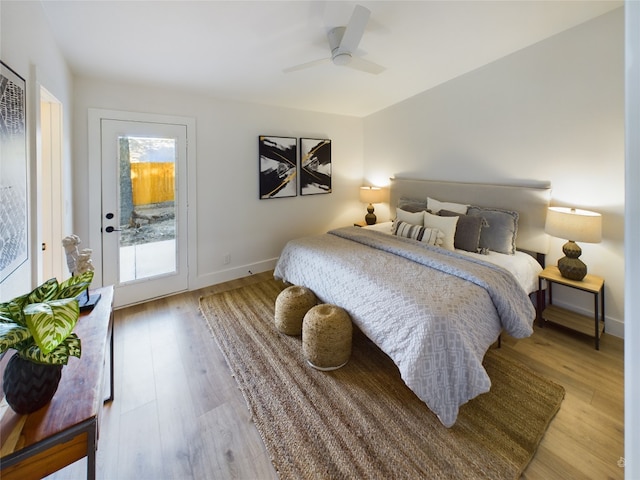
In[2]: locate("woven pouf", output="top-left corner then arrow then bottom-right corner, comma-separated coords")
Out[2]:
302,304 -> 352,371
274,285 -> 317,335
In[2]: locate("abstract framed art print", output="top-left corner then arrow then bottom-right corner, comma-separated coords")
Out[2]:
300,138 -> 331,195
259,135 -> 297,199
1,61 -> 28,283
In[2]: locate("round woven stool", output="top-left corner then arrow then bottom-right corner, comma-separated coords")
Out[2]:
274,285 -> 317,335
302,304 -> 352,371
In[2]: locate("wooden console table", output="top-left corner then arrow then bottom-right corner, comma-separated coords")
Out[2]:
0,285 -> 114,480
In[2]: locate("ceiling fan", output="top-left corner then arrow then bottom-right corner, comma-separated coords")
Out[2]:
283,5 -> 385,75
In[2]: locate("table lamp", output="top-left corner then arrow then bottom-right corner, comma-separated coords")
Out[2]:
544,206 -> 602,281
359,186 -> 383,225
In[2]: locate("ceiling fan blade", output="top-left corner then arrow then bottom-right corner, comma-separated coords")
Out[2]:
339,5 -> 370,52
283,57 -> 331,73
347,56 -> 385,75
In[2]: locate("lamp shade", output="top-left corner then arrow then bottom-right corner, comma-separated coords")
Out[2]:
359,186 -> 383,204
545,207 -> 602,243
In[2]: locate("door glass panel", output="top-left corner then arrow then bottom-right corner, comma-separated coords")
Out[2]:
117,135 -> 176,283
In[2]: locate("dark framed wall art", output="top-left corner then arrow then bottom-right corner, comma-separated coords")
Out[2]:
0,61 -> 29,283
258,135 -> 297,199
299,138 -> 331,196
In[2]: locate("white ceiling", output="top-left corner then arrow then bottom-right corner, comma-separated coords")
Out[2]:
40,0 -> 621,117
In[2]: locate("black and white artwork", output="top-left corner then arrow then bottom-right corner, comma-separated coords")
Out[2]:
300,138 -> 331,195
259,136 -> 297,199
1,62 -> 28,283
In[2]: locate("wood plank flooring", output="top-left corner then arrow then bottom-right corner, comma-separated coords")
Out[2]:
47,272 -> 624,479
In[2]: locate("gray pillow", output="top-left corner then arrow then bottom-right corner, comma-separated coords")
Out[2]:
439,210 -> 485,253
467,206 -> 519,255
397,196 -> 428,213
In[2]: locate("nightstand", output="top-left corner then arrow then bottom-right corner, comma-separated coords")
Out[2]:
353,221 -> 368,227
537,265 -> 605,350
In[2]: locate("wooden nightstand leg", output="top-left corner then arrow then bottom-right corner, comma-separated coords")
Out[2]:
594,292 -> 600,350
537,277 -> 544,327
602,286 -> 606,334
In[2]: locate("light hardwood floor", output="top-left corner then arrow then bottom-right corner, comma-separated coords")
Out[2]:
48,271 -> 624,479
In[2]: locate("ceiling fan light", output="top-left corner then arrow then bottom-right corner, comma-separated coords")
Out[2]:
332,52 -> 352,66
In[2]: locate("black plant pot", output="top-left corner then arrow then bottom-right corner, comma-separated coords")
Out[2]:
3,353 -> 63,414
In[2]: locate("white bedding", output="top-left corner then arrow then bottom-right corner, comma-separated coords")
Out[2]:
364,222 -> 542,294
274,227 -> 537,427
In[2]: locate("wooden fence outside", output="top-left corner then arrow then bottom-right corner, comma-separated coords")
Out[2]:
131,162 -> 175,205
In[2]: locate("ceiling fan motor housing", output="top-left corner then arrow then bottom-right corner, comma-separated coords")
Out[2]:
328,27 -> 352,65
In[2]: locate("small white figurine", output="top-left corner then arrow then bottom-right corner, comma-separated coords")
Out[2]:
76,248 -> 94,274
62,234 -> 81,274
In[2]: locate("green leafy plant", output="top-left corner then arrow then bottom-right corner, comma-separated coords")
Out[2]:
0,271 -> 94,365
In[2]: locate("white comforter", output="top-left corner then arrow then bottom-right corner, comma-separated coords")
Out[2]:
274,227 -> 536,427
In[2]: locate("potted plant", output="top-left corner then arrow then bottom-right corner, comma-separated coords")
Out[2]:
0,270 -> 94,413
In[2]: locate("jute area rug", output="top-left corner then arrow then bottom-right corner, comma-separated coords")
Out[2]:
199,279 -> 565,480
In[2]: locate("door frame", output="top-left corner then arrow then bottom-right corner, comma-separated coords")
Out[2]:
88,109 -> 197,296
38,87 -> 65,284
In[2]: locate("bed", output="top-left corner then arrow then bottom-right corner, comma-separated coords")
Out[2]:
274,177 -> 551,427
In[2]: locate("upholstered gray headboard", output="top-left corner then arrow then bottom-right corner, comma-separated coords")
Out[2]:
389,177 -> 552,255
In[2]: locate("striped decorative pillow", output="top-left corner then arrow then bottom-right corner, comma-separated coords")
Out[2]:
393,221 -> 444,246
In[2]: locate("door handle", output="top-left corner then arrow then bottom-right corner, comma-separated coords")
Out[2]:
105,226 -> 121,233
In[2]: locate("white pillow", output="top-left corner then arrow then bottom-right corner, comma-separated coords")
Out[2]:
427,197 -> 468,215
423,211 -> 459,251
395,208 -> 425,226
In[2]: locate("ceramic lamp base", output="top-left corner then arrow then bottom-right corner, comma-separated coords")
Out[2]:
558,240 -> 587,281
365,204 -> 376,225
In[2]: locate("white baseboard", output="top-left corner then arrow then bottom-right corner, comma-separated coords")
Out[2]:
606,318 -> 624,338
191,257 -> 279,291
551,299 -> 624,338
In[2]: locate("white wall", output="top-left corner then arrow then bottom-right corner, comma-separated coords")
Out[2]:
363,8 -> 625,337
0,0 -> 74,300
72,78 -> 364,289
625,0 -> 639,475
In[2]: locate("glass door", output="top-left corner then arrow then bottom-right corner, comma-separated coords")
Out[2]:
101,119 -> 188,307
